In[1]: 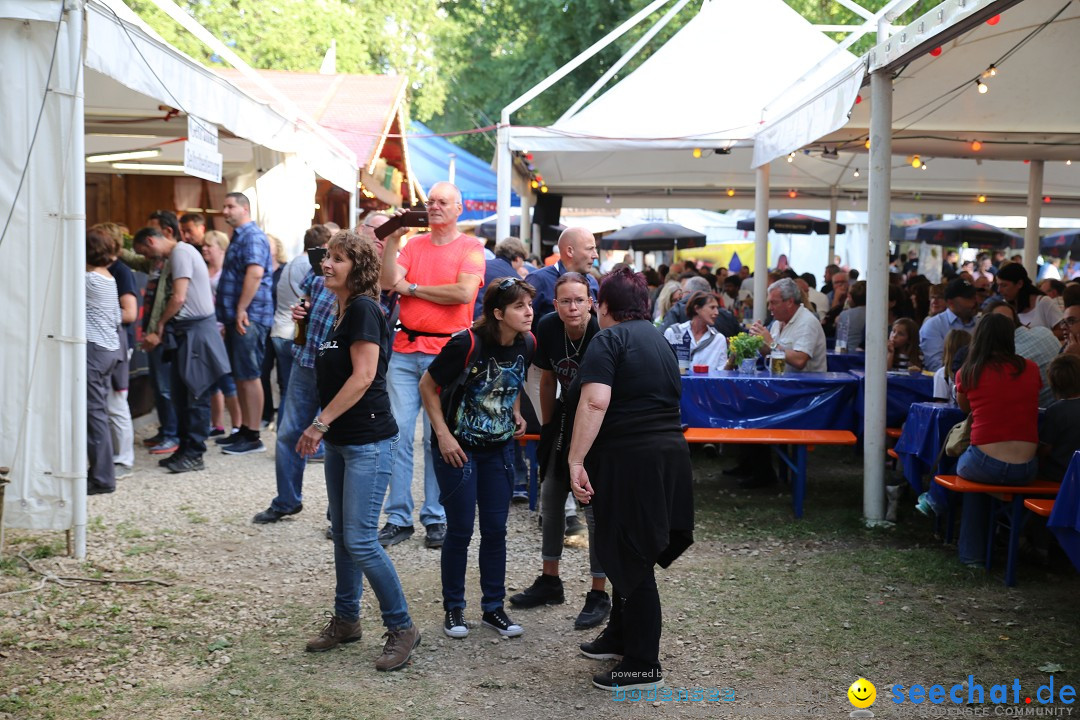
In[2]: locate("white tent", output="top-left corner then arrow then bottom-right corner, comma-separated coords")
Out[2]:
0,0 -> 357,556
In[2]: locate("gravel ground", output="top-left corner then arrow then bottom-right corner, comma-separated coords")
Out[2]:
3,420 -> 765,719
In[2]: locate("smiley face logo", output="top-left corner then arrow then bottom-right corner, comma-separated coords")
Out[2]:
848,678 -> 877,709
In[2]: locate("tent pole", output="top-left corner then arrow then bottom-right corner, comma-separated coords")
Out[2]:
496,114 -> 512,243
1023,160 -> 1044,278
753,165 -> 770,323
67,1 -> 88,559
863,59 -> 892,525
520,191 -> 534,254
828,190 -> 839,266
348,168 -> 358,227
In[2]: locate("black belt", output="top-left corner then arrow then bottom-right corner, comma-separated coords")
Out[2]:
398,322 -> 456,343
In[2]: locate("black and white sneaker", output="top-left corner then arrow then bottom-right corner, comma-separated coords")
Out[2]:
214,429 -> 243,446
579,627 -> 623,660
378,522 -> 415,547
481,607 -> 523,637
592,661 -> 663,691
443,608 -> 469,639
164,454 -> 205,474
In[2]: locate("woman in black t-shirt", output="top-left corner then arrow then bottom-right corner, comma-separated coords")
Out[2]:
568,267 -> 694,692
419,277 -> 536,641
509,272 -> 610,629
295,230 -> 418,672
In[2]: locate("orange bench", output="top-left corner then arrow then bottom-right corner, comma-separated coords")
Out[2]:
1024,498 -> 1055,517
684,428 -> 857,518
933,475 -> 1059,586
886,428 -> 903,439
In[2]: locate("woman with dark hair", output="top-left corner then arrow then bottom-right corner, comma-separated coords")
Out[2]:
85,228 -> 125,495
510,272 -> 610,629
568,267 -> 694,691
996,262 -> 1062,329
954,312 -> 1041,565
419,277 -> 536,640
295,230 -> 418,671
663,290 -> 728,371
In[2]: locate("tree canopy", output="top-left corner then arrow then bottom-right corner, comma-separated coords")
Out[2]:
123,0 -> 937,159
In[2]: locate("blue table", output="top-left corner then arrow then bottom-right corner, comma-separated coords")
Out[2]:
893,401 -> 965,495
826,351 -> 865,373
680,370 -> 858,430
850,369 -> 937,429
1049,451 -> 1080,575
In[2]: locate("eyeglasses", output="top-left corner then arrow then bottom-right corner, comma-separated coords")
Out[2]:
425,199 -> 457,208
556,298 -> 589,307
1063,316 -> 1080,326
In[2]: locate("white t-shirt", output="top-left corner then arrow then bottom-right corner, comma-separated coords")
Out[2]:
768,305 -> 827,373
664,321 -> 728,371
1018,294 -> 1063,330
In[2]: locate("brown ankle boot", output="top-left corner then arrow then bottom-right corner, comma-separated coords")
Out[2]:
374,624 -> 421,671
305,614 -> 362,652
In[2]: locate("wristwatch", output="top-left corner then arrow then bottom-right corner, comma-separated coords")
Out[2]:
311,416 -> 330,433
407,283 -> 418,296
769,341 -> 779,351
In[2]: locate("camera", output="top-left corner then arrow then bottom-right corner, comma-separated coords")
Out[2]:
374,209 -> 429,240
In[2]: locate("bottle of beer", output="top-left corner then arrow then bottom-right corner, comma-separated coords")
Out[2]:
293,298 -> 309,347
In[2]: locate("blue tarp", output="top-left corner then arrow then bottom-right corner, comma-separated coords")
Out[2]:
408,122 -> 519,221
680,370 -> 858,430
1049,451 -> 1080,574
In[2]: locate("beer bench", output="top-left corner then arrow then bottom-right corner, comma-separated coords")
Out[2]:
932,474 -> 1060,586
683,428 -> 858,518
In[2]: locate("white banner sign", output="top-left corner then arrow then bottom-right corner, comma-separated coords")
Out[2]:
185,115 -> 222,183
184,143 -> 223,183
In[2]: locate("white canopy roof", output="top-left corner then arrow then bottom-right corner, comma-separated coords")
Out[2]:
508,0 -> 858,153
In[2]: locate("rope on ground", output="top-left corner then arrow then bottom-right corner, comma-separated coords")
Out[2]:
0,554 -> 174,598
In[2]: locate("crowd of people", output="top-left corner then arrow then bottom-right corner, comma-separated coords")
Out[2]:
84,181 -> 1080,683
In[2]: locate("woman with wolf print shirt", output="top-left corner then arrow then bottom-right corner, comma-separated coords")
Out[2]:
419,277 -> 536,642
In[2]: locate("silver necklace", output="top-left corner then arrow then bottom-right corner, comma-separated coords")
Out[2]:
564,326 -> 586,359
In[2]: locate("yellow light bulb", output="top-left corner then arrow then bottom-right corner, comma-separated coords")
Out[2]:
911,155 -> 922,169
976,80 -> 988,94
692,148 -> 702,159
540,185 -> 549,193
726,188 -> 735,197
977,194 -> 987,203
971,140 -> 982,152
864,139 -> 871,150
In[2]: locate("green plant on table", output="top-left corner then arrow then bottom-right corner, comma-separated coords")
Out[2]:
728,332 -> 765,363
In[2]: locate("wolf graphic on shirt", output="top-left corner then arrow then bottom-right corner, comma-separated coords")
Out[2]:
452,354 -> 526,447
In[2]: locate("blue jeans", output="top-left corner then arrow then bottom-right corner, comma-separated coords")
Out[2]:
325,436 -> 411,629
434,441 -> 514,612
148,345 -> 178,442
273,364 -> 319,513
170,354 -> 212,457
270,336 -> 294,426
956,445 -> 1038,564
384,351 -> 444,527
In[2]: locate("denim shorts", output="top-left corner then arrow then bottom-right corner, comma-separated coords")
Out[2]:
225,322 -> 270,381
211,372 -> 237,397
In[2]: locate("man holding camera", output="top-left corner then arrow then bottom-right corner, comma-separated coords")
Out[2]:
378,182 -> 485,549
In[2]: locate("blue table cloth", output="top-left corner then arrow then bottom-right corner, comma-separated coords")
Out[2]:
893,401 -> 965,495
850,369 -> 937,429
680,370 -> 858,430
826,351 -> 865,373
1049,450 -> 1080,574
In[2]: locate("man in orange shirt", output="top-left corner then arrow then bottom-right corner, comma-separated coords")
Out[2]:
378,182 -> 486,549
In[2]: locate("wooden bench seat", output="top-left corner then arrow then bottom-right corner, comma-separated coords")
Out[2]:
684,428 -> 857,519
933,475 -> 1060,586
886,427 -> 903,439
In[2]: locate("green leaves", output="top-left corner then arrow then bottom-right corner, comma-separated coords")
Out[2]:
728,332 -> 765,362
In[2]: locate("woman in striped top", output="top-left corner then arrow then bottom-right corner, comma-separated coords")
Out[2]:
86,228 -> 124,495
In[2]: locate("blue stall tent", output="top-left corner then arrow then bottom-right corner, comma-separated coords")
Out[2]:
407,121 -> 518,221
1049,451 -> 1080,575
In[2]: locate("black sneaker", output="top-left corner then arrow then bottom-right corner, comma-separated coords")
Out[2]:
252,505 -> 303,524
87,483 -> 116,496
592,661 -> 663,691
580,627 -> 623,660
481,607 -> 523,637
142,431 -> 165,447
158,453 -> 181,467
424,523 -> 446,548
443,608 -> 468,639
214,429 -> 243,446
509,574 -> 565,608
378,523 -> 414,547
165,454 -> 205,474
222,438 -> 266,455
574,590 -> 611,630
564,514 -> 586,537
